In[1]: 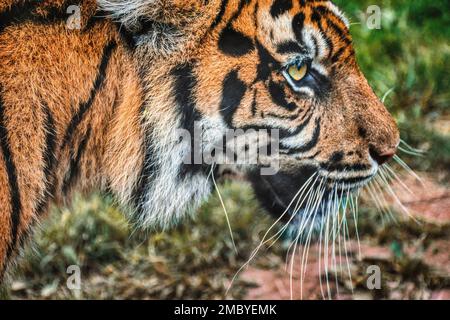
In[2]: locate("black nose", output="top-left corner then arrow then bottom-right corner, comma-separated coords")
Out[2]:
369,145 -> 397,165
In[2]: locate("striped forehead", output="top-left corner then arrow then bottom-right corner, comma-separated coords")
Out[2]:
263,0 -> 350,28
257,0 -> 351,60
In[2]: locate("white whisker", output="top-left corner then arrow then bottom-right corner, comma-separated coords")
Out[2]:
377,170 -> 421,224
365,182 -> 389,226
211,164 -> 238,254
226,172 -> 318,296
398,146 -> 424,157
324,193 -> 332,300
299,179 -> 327,299
318,213 -> 326,300
393,155 -> 423,185
285,176 -> 324,271
400,139 -> 425,154
342,188 -> 354,294
349,193 -> 361,260
381,87 -> 395,103
372,176 -> 398,224
382,164 -> 414,195
332,184 -> 340,297
269,174 -> 320,248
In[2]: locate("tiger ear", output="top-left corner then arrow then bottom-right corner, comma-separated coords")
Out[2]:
97,0 -> 215,55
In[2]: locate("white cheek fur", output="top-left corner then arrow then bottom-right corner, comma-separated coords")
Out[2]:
97,0 -> 153,30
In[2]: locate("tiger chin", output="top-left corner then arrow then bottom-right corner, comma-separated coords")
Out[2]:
0,0 -> 399,279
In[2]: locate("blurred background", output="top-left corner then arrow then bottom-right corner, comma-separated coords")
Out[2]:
6,0 -> 449,299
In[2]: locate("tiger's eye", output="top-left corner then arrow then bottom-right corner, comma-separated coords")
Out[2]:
288,64 -> 308,81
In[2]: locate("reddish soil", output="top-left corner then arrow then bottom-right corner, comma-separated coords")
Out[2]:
388,175 -> 450,225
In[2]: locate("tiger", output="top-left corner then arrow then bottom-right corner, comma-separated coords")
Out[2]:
0,0 -> 399,281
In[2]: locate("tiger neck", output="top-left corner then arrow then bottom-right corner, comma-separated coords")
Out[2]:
103,47 -> 230,229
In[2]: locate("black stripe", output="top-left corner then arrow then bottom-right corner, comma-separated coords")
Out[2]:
268,80 -> 297,111
132,134 -> 157,214
10,106 -> 58,277
315,5 -> 351,45
0,88 -> 22,263
239,106 -> 315,139
321,162 -> 370,172
283,117 -> 321,153
270,0 -> 293,19
111,18 -> 137,49
131,70 -> 159,215
220,69 -> 247,127
331,46 -> 346,64
251,89 -> 258,116
62,127 -> 91,195
217,0 -> 254,57
328,174 -> 374,185
218,25 -> 255,57
209,0 -> 230,31
310,36 -> 319,57
61,41 -> 117,149
278,108 -> 314,138
310,9 -> 334,59
292,12 -> 306,45
252,1 -> 259,30
0,0 -> 84,33
214,0 -> 251,34
327,19 -> 351,46
231,0 -> 251,22
171,63 -> 201,129
36,103 -> 57,214
255,41 -> 281,82
171,63 -> 206,176
277,41 -> 306,55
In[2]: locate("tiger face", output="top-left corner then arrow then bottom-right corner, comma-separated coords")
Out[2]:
115,0 -> 400,228
183,0 -> 400,223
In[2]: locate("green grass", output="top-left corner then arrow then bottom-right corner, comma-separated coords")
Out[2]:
6,0 -> 450,299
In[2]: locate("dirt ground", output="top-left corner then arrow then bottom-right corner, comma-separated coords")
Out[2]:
241,175 -> 450,300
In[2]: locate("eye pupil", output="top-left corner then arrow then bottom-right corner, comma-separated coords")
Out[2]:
288,64 -> 307,81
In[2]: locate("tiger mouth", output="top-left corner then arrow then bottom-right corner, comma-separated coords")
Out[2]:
247,161 -> 379,236
283,179 -> 366,212
280,182 -> 366,239
260,173 -> 374,221
322,174 -> 375,193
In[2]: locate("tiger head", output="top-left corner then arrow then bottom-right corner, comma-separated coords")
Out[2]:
100,0 -> 400,228
193,0 -> 399,217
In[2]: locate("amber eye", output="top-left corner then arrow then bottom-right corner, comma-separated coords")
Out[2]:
287,63 -> 308,81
